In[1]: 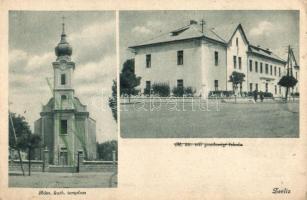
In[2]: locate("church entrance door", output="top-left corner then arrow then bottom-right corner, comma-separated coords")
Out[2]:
59,151 -> 68,166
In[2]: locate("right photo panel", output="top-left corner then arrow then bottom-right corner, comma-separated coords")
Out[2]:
119,10 -> 299,138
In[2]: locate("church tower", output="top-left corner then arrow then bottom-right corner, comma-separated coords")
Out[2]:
34,19 -> 97,166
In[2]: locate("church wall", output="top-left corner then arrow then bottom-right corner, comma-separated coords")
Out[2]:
87,118 -> 97,160
34,118 -> 42,160
43,115 -> 54,163
74,116 -> 86,159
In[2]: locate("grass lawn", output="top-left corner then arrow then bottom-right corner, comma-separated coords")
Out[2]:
120,101 -> 299,138
9,171 -> 117,188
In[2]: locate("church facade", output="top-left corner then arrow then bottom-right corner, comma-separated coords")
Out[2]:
129,21 -> 299,97
34,23 -> 96,165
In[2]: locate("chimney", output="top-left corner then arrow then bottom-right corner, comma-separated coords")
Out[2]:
190,20 -> 198,25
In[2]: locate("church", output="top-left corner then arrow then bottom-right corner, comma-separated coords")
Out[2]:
34,22 -> 97,165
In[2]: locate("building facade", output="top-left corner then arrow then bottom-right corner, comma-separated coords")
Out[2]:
130,21 -> 299,97
34,23 -> 96,165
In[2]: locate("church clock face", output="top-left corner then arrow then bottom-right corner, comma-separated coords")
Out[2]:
59,64 -> 66,71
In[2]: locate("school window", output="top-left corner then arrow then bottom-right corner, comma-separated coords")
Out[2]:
265,64 -> 268,74
255,61 -> 258,72
214,80 -> 218,91
60,120 -> 67,135
260,63 -> 263,73
279,67 -> 281,76
270,65 -> 272,75
146,54 -> 151,68
265,83 -> 268,92
250,83 -> 253,92
145,81 -> 151,90
177,50 -> 183,65
238,57 -> 242,69
249,60 -> 253,72
233,56 -> 237,68
177,79 -> 184,88
274,66 -> 277,76
255,83 -> 258,91
61,74 -> 66,85
214,51 -> 219,66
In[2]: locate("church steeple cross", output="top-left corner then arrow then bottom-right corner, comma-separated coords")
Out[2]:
62,16 -> 65,34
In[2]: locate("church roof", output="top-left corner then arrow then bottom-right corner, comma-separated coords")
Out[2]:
41,97 -> 89,114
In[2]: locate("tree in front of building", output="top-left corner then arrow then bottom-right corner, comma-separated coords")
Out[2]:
229,71 -> 245,102
278,75 -> 297,102
96,140 -> 117,161
278,46 -> 298,102
109,80 -> 117,122
9,112 -> 42,176
17,133 -> 41,176
120,59 -> 141,102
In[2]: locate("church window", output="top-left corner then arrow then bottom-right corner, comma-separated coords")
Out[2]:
61,74 -> 66,85
61,95 -> 67,101
60,120 -> 67,135
236,37 -> 238,47
233,56 -> 237,68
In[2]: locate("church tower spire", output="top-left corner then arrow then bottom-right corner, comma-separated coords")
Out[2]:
55,16 -> 72,61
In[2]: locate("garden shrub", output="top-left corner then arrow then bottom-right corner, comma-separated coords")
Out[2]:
152,83 -> 170,97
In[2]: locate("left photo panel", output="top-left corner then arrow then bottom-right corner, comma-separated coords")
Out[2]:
8,11 -> 118,188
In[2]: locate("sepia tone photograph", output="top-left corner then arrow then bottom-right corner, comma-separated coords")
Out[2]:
120,10 -> 300,138
8,11 -> 118,188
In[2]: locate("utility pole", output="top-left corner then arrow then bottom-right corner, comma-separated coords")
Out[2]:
9,110 -> 25,176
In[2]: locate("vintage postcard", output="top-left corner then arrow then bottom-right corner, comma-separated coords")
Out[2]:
7,11 -> 117,188
0,0 -> 306,200
120,10 -> 300,138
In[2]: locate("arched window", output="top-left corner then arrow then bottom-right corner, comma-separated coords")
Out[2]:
61,74 -> 66,85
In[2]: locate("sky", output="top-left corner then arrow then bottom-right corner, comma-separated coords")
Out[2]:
9,11 -> 117,143
119,10 -> 299,66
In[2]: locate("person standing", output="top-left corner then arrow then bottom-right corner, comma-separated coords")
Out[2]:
259,90 -> 264,102
253,90 -> 258,102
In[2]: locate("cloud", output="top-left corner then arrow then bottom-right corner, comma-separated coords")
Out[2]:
9,49 -> 28,64
131,26 -> 152,35
146,20 -> 162,28
249,21 -> 274,36
69,20 -> 116,64
131,20 -> 162,36
27,52 -> 53,71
